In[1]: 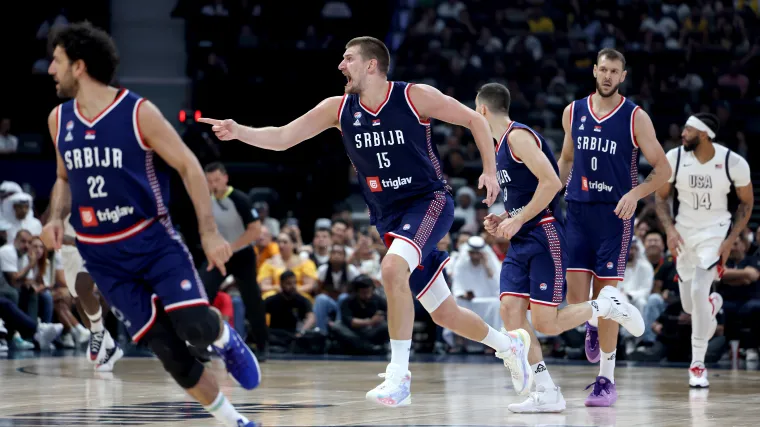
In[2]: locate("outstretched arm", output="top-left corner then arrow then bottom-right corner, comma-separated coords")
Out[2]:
199,96 -> 344,151
558,103 -> 574,186
407,84 -> 499,206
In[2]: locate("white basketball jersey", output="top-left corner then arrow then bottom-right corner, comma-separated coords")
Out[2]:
666,143 -> 751,229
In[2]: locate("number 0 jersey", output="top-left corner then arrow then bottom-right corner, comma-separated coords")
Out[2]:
54,89 -> 172,244
667,144 -> 751,229
338,81 -> 448,222
565,95 -> 641,203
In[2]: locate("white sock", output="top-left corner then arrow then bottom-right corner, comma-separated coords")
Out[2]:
692,338 -> 708,365
599,350 -> 616,383
588,299 -> 612,319
213,322 -> 230,348
87,307 -> 104,333
390,339 -> 411,373
479,325 -> 512,352
75,324 -> 88,333
588,316 -> 599,328
532,361 -> 555,390
204,391 -> 249,427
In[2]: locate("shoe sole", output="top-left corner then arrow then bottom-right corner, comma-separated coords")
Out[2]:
508,401 -> 566,413
365,394 -> 411,407
95,346 -> 124,372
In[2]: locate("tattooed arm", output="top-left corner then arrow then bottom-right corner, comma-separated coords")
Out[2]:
727,184 -> 754,243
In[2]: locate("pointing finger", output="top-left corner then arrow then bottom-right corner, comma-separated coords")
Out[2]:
197,117 -> 222,125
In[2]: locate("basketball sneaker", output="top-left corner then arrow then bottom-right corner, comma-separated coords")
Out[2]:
584,322 -> 600,363
34,322 -> 63,350
508,385 -> 566,413
496,328 -> 533,396
212,322 -> 262,390
96,344 -> 124,372
365,363 -> 412,407
689,362 -> 709,388
584,376 -> 617,407
88,329 -> 109,363
598,286 -> 646,337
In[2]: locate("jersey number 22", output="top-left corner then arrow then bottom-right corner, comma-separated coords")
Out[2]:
87,175 -> 108,199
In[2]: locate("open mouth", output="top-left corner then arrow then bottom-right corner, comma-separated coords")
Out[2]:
344,74 -> 352,85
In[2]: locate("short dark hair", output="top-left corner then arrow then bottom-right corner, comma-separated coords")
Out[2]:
280,270 -> 296,283
315,227 -> 332,235
204,162 -> 227,174
644,230 -> 665,243
345,36 -> 390,75
597,48 -> 626,68
351,274 -> 374,291
477,83 -> 511,114
693,112 -> 720,138
48,22 -> 119,86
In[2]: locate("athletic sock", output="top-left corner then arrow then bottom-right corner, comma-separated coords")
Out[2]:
87,307 -> 104,333
204,391 -> 249,427
479,325 -> 513,352
599,350 -> 616,383
588,298 -> 612,319
390,339 -> 412,373
532,361 -> 556,390
588,316 -> 599,328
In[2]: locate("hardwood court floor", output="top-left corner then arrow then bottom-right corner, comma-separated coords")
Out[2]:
0,354 -> 758,427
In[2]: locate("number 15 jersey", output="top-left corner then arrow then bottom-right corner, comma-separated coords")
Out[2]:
338,81 -> 449,222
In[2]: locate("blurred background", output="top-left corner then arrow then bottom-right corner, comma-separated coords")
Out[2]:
1,0 -> 760,364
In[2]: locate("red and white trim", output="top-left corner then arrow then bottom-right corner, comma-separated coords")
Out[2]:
337,94 -> 348,123
566,268 -> 623,281
587,94 -> 626,124
165,298 -> 209,312
132,294 -> 159,342
384,232 -> 422,266
568,100 -> 575,128
629,106 -> 641,148
537,216 -> 556,225
495,121 -> 516,154
404,83 -> 430,125
416,257 -> 449,299
74,89 -> 129,127
76,217 -> 156,244
54,105 -> 62,146
359,82 -> 392,116
503,125 -> 542,164
530,298 -> 561,307
133,98 -> 150,151
500,291 -> 529,301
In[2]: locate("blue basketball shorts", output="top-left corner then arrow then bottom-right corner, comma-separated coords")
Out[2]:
500,219 -> 567,307
565,201 -> 634,281
76,217 -> 209,342
376,190 -> 454,312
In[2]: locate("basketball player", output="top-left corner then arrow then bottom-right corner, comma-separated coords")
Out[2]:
199,36 -> 533,404
558,48 -> 671,406
477,83 -> 645,412
44,22 -> 260,427
654,113 -> 753,387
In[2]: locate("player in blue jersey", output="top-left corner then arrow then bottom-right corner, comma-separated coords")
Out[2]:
43,23 -> 260,427
558,48 -> 671,407
476,83 -> 644,413
199,36 -> 534,405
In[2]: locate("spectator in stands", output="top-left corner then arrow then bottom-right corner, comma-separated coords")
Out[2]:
0,297 -> 62,350
253,201 -> 280,237
312,244 -> 360,334
619,237 -> 654,311
0,118 -> 18,154
3,193 -> 42,243
640,250 -> 679,347
254,225 -> 280,269
332,275 -> 388,355
0,222 -> 17,305
0,230 -> 35,315
23,237 -> 56,325
454,186 -> 477,230
265,271 -> 316,349
300,227 -> 332,268
330,219 -> 354,257
717,233 -> 760,358
349,228 -> 381,285
258,231 -> 318,297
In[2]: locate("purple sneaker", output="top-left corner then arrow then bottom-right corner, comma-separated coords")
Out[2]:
585,322 -> 600,363
584,376 -> 617,407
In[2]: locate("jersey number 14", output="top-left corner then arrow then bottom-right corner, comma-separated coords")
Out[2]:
692,192 -> 711,210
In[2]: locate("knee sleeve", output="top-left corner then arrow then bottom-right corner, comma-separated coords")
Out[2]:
168,305 -> 221,348
143,311 -> 204,389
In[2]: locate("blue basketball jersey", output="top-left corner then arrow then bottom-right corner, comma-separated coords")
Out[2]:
55,89 -> 171,243
565,95 -> 640,203
339,81 -> 449,222
496,121 -> 560,236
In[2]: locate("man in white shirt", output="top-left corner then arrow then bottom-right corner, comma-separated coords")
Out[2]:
4,193 -> 42,243
655,112 -> 754,387
0,118 -> 18,154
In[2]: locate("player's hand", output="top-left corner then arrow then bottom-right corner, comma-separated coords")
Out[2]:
201,231 -> 233,276
718,237 -> 735,267
665,227 -> 684,258
41,220 -> 64,250
614,191 -> 639,220
478,173 -> 499,207
483,213 -> 504,235
496,216 -> 524,240
197,117 -> 241,141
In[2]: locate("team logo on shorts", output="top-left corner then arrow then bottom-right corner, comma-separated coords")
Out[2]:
180,280 -> 192,291
607,262 -> 614,269
403,224 -> 411,231
539,283 -> 547,291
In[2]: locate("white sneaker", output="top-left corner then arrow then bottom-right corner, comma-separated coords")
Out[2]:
365,363 -> 411,407
0,319 -> 7,334
707,292 -> 723,339
73,325 -> 91,345
598,286 -> 645,337
95,345 -> 124,372
508,385 -> 567,413
496,328 -> 533,396
689,362 -> 709,388
61,333 -> 76,349
34,323 -> 63,350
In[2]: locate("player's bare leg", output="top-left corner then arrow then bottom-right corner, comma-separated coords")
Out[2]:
74,272 -> 123,370
566,271 -> 597,362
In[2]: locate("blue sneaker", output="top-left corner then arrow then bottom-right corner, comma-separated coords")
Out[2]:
212,323 -> 261,390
